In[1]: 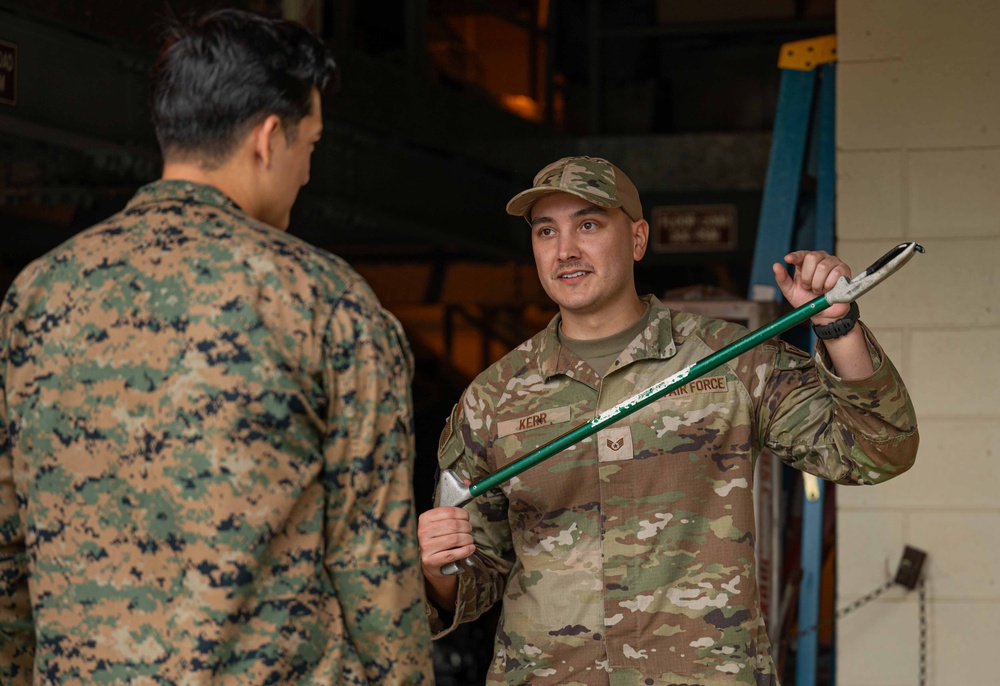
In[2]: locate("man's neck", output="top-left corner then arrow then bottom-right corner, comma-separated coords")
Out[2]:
161,160 -> 258,219
559,295 -> 647,340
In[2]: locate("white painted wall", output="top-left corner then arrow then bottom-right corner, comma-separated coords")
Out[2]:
836,1 -> 1000,685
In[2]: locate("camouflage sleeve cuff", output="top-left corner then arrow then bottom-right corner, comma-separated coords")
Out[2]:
813,322 -> 917,434
425,568 -> 479,639
424,598 -> 456,638
813,322 -> 884,387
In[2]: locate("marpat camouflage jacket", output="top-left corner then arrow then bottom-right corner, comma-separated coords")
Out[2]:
0,180 -> 433,684
429,296 -> 917,686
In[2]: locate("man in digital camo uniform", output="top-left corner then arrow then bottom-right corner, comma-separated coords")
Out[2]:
418,156 -> 918,685
0,10 -> 432,684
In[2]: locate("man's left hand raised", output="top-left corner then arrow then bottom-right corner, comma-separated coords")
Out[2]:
772,250 -> 875,380
773,250 -> 852,326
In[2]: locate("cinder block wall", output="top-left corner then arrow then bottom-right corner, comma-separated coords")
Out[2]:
836,1 -> 1000,684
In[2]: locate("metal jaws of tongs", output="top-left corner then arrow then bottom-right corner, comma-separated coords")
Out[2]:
436,472 -> 474,575
438,470 -> 473,512
825,241 -> 924,304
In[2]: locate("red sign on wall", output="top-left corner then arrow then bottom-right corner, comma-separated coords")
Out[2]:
0,39 -> 17,106
0,40 -> 17,105
651,203 -> 738,253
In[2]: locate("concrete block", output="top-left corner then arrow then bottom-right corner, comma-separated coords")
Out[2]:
932,600 -> 1000,685
908,512 -> 1000,598
897,3 -> 1000,149
836,0 -> 903,62
902,66 -> 1000,149
836,596 -> 920,685
837,419 -> 1000,510
899,0 -> 1000,66
838,61 -> 905,151
835,239 -> 1000,328
837,510 -> 907,596
839,598 -> 1000,686
872,328 -> 905,377
909,328 -> 1000,416
840,1 -> 1000,149
837,151 -> 904,240
909,149 -> 1000,238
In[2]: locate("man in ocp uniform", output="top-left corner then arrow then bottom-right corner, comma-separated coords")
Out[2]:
0,9 -> 431,684
418,156 -> 918,685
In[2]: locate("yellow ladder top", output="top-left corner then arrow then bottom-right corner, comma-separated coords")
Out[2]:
778,34 -> 837,71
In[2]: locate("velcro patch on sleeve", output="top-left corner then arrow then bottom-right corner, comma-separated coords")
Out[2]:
437,404 -> 464,470
667,374 -> 729,397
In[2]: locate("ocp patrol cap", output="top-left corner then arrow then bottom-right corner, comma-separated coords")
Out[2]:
506,156 -> 643,222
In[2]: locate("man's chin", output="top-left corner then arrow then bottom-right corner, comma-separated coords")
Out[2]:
552,297 -> 600,318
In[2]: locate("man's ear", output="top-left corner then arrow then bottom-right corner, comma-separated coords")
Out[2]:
632,219 -> 649,261
252,114 -> 283,169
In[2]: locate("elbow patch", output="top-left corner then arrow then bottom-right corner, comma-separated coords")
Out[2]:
773,340 -> 812,371
437,403 -> 464,471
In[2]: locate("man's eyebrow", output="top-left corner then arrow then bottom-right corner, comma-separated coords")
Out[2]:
572,206 -> 608,219
530,205 -> 608,227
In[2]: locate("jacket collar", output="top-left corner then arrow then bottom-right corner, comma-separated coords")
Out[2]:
126,179 -> 245,216
534,295 -> 678,386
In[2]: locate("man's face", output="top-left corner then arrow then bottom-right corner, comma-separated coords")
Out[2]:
261,88 -> 323,230
529,192 -> 647,321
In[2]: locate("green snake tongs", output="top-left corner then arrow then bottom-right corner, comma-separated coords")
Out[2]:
438,242 -> 924,575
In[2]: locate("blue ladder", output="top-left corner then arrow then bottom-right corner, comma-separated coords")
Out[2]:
746,34 -> 837,686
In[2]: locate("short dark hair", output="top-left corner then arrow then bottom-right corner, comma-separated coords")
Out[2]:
151,9 -> 338,166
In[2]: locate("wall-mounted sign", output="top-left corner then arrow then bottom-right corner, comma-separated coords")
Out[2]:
0,39 -> 16,106
650,203 -> 737,252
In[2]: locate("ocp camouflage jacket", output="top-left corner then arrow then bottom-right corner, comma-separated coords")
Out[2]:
429,295 -> 917,686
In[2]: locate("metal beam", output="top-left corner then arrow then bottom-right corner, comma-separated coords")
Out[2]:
600,19 -> 834,40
